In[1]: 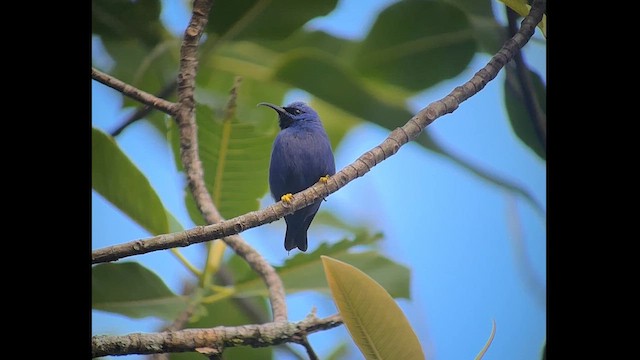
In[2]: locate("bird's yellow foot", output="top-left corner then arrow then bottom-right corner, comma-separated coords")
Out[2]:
319,175 -> 331,183
281,193 -> 294,203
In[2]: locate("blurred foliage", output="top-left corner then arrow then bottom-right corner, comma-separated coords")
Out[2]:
505,66 -> 546,159
91,0 -> 545,358
233,232 -> 411,299
92,262 -> 189,320
92,128 -> 175,235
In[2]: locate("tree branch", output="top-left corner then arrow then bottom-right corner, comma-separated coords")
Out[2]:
91,67 -> 178,116
92,0 -> 546,264
92,313 -> 343,358
293,335 -> 319,360
111,79 -> 178,136
174,0 -> 288,322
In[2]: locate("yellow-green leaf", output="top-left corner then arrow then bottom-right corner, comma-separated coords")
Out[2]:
321,256 -> 425,360
498,0 -> 547,37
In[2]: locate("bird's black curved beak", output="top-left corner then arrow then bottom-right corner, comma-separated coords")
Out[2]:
257,102 -> 286,114
258,102 -> 291,129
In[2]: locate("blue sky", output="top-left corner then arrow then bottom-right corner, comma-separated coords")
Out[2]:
92,0 -> 546,359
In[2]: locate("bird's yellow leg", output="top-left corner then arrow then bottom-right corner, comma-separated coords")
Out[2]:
281,193 -> 294,203
319,175 -> 331,202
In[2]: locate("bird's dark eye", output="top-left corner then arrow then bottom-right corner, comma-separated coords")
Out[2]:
285,107 -> 303,115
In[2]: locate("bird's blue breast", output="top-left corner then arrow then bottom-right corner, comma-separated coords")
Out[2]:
269,125 -> 335,200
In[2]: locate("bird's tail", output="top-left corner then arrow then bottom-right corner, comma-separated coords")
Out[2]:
284,227 -> 308,252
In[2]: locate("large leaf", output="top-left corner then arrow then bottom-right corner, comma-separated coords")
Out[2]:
274,50 -> 414,124
234,234 -> 411,299
353,0 -> 477,91
504,67 -> 546,160
267,29 -> 360,62
92,262 -> 187,320
92,0 -> 164,45
322,256 -> 425,360
92,127 -> 170,235
182,102 -> 278,224
198,42 -> 281,87
207,0 -> 338,41
308,98 -> 363,152
171,297 -> 273,360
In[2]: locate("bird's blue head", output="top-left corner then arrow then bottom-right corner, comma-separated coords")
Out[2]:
258,101 -> 320,130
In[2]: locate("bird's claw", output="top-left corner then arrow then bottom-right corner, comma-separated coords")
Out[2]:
319,175 -> 331,183
281,193 -> 294,203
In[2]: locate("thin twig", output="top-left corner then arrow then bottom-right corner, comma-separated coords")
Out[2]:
92,0 -> 546,265
174,0 -> 287,322
91,67 -> 177,116
294,335 -> 319,360
92,313 -> 343,357
111,79 -> 178,136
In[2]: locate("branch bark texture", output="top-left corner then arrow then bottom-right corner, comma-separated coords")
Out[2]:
92,0 -> 546,265
92,313 -> 342,357
173,0 -> 288,322
91,67 -> 177,116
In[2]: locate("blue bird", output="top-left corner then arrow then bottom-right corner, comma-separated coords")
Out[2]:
259,101 -> 336,252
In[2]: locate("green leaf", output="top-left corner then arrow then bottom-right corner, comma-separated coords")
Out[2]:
326,342 -> 350,360
198,42 -> 280,86
92,127 -> 170,235
207,0 -> 338,41
234,234 -> 411,300
274,50 -> 414,124
183,102 -> 278,224
312,210 -> 369,235
171,297 -> 272,360
169,74 -> 289,223
166,211 -> 184,233
308,98 -> 362,152
446,0 -> 507,54
504,67 -> 546,160
322,256 -> 425,360
92,262 -> 187,320
268,29 -> 360,61
353,0 -> 477,91
92,0 -> 164,45
446,0 -> 495,17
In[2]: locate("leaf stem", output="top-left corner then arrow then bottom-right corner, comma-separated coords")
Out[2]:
170,248 -> 202,277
